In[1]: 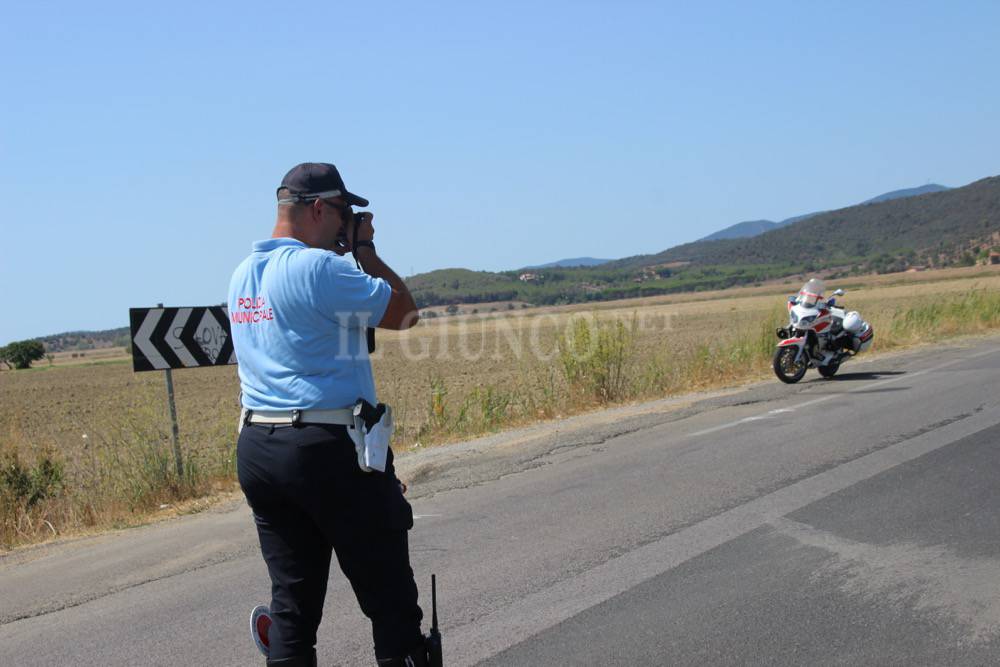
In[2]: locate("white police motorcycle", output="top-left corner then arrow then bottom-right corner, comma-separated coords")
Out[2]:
773,279 -> 874,383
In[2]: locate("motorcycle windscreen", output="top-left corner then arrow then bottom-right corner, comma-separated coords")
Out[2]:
798,278 -> 825,307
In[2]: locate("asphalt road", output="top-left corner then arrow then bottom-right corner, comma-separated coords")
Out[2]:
2,336 -> 1000,666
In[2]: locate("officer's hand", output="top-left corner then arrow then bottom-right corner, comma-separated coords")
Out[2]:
349,212 -> 375,251
398,480 -> 408,495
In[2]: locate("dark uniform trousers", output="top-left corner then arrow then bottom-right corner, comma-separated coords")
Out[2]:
237,422 -> 424,662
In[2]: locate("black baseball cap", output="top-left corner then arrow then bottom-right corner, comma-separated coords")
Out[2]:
276,162 -> 369,207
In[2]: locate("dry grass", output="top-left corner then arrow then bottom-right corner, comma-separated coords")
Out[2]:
2,266 -> 1000,549
45,347 -> 131,367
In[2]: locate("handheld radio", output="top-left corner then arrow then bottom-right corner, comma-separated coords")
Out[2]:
426,574 -> 443,666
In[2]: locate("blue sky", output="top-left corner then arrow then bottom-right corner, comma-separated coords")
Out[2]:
2,1 -> 999,343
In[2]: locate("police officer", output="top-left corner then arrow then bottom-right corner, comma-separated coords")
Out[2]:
229,163 -> 427,666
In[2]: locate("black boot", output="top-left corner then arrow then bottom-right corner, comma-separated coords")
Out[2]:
376,644 -> 429,667
266,651 -> 317,667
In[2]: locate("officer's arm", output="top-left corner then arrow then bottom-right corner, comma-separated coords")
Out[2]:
354,246 -> 420,330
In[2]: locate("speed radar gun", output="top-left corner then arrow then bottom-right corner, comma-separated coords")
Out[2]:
341,211 -> 377,354
426,574 -> 443,667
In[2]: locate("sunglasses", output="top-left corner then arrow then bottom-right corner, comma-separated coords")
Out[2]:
322,199 -> 354,221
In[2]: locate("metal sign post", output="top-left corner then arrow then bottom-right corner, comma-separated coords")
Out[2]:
161,344 -> 184,477
129,304 -> 237,480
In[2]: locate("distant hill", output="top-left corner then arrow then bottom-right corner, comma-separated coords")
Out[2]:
699,184 -> 951,242
699,212 -> 827,241
406,268 -> 522,307
34,327 -> 131,352
861,183 -> 949,204
614,176 -> 997,270
700,220 -> 781,241
522,257 -> 613,269
699,211 -> 826,242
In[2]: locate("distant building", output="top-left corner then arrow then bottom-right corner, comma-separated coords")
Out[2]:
632,267 -> 659,283
990,251 -> 1000,265
518,273 -> 539,282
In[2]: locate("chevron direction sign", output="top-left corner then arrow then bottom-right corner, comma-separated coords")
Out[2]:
129,306 -> 237,372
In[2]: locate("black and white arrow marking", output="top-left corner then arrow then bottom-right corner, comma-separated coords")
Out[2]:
129,306 -> 237,372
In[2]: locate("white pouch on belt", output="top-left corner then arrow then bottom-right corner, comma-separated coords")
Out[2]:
348,400 -> 394,473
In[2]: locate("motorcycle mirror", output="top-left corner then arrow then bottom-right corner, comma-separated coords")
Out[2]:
833,289 -> 845,296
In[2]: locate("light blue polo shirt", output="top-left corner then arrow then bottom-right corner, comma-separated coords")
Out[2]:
227,237 -> 391,410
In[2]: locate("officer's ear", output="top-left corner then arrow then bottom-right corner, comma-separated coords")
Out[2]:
309,199 -> 326,224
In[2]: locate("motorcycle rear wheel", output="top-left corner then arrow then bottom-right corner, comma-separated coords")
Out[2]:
773,347 -> 807,384
818,362 -> 840,378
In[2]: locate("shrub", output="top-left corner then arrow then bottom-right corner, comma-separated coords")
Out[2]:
1,452 -> 64,509
1,450 -> 66,546
558,314 -> 637,403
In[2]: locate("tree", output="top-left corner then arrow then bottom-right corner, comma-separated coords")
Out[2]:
1,340 -> 46,369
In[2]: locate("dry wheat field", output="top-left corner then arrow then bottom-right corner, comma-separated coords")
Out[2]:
2,266 -> 999,548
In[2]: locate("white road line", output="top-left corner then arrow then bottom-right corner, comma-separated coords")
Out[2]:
449,402 -> 1000,666
686,347 -> 1000,438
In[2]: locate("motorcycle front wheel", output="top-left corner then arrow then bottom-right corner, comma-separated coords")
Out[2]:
773,347 -> 807,384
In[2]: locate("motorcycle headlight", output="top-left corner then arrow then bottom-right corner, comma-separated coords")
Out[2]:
790,312 -> 799,324
799,315 -> 817,325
